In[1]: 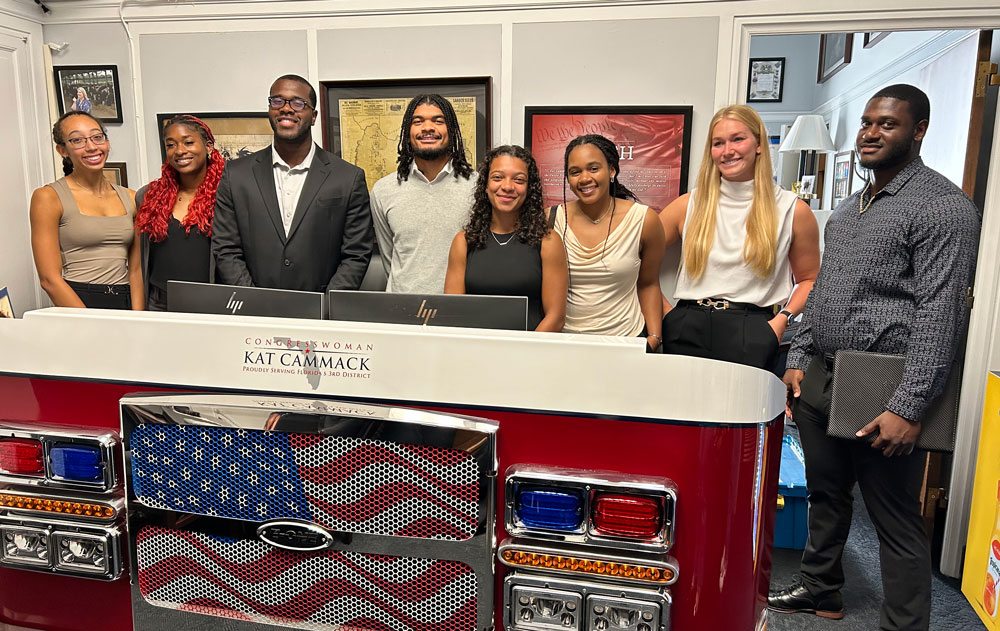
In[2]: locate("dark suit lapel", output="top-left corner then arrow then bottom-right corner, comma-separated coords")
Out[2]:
286,148 -> 331,241
252,149 -> 286,245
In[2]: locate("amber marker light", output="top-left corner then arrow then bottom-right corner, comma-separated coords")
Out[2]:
499,548 -> 675,584
0,493 -> 116,520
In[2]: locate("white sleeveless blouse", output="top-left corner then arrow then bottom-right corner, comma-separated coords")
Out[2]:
554,202 -> 647,337
674,179 -> 798,307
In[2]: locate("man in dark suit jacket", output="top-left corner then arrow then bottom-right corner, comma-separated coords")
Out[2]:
212,74 -> 373,292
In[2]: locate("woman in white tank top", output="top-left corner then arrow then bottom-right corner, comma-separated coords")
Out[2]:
658,105 -> 820,369
554,134 -> 665,351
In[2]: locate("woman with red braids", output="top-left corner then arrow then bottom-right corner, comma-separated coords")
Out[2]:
135,115 -> 224,310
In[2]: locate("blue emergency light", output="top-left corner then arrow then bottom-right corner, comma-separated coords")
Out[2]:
49,444 -> 104,482
515,487 -> 583,531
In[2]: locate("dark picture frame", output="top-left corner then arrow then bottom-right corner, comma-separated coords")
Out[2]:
102,162 -> 128,188
863,32 -> 891,48
524,106 -> 693,211
54,65 -> 124,124
155,112 -> 272,163
747,57 -> 785,102
320,77 -> 492,191
833,150 -> 856,206
817,33 -> 854,83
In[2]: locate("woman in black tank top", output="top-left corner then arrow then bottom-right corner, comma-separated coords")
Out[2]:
135,115 -> 224,311
444,145 -> 567,332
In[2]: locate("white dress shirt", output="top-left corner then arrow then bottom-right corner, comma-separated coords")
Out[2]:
271,142 -> 316,236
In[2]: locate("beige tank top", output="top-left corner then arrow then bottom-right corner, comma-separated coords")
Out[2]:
554,202 -> 647,337
51,177 -> 135,285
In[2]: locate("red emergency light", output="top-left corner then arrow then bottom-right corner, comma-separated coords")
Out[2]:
592,493 -> 663,539
0,438 -> 44,475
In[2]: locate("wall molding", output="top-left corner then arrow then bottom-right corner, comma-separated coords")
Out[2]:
809,30 -> 975,118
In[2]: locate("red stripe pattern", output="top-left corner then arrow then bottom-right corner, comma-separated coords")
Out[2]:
136,526 -> 478,631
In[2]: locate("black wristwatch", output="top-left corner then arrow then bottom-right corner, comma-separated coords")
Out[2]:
779,309 -> 794,326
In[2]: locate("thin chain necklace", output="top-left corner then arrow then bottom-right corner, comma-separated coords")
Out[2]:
859,182 -> 877,214
491,230 -> 516,246
69,173 -> 109,198
584,196 -> 615,224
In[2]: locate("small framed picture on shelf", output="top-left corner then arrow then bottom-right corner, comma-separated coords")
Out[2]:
799,175 -> 816,196
832,150 -> 855,206
747,57 -> 785,102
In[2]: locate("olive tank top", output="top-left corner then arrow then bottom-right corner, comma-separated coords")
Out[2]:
51,177 -> 135,285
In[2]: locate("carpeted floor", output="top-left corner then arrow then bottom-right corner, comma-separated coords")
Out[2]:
769,488 -> 985,631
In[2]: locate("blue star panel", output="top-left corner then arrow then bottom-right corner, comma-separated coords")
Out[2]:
130,425 -> 311,522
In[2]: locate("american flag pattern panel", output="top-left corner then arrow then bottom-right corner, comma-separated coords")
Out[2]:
136,526 -> 478,631
129,424 -> 480,540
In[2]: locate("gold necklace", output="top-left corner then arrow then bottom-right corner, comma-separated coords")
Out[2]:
859,182 -> 877,214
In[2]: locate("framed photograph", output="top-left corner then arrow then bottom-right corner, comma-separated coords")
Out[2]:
321,77 -> 491,191
102,162 -> 128,188
53,65 -> 123,124
524,106 -> 693,211
747,57 -> 785,102
817,33 -> 854,83
833,150 -> 856,206
863,32 -> 891,48
799,174 -> 816,196
155,112 -> 272,163
0,286 -> 13,319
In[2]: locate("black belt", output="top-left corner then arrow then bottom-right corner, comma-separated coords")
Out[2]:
676,298 -> 774,314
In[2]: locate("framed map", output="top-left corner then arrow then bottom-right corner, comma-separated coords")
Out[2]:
524,106 -> 693,211
155,112 -> 272,163
321,77 -> 491,191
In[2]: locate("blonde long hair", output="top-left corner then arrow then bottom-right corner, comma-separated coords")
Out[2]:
683,105 -> 779,280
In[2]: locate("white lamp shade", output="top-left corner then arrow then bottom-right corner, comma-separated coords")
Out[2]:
778,115 -> 836,153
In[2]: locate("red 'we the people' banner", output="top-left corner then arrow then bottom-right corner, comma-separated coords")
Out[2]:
525,107 -> 693,212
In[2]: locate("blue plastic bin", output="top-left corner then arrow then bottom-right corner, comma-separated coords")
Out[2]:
774,433 -> 809,550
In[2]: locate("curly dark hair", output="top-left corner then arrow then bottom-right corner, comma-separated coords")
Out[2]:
464,145 -> 548,251
52,111 -> 106,176
395,94 -> 473,182
136,115 -> 224,241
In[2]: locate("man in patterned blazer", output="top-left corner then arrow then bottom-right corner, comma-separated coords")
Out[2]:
768,84 -> 980,631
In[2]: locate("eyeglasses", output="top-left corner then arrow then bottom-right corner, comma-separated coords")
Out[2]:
63,133 -> 108,148
267,96 -> 313,112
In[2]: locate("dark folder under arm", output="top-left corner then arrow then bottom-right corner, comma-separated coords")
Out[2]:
827,349 -> 961,452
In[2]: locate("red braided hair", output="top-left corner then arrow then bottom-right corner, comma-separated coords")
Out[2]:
136,116 -> 224,242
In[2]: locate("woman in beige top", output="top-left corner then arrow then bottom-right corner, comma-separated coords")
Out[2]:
553,134 -> 665,351
30,111 -> 143,309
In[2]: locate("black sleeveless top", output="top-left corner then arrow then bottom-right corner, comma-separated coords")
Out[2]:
465,232 -> 544,330
148,217 -> 212,291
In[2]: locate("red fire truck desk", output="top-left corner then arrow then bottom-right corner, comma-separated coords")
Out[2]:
0,308 -> 785,631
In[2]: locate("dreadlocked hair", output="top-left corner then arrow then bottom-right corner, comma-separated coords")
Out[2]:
464,145 -> 548,251
52,111 -> 106,176
136,115 -> 224,242
395,94 -> 473,182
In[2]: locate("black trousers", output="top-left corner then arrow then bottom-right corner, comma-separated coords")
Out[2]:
795,354 -> 931,631
661,302 -> 778,369
66,280 -> 131,310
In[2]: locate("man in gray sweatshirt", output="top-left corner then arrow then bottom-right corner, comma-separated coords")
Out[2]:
370,94 -> 477,293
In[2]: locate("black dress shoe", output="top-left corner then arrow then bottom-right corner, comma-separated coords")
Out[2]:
768,582 -> 844,619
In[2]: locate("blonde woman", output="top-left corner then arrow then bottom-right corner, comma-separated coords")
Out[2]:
659,105 -> 819,369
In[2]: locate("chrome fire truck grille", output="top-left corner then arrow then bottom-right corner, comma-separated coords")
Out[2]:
136,526 -> 478,631
130,424 -> 479,540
